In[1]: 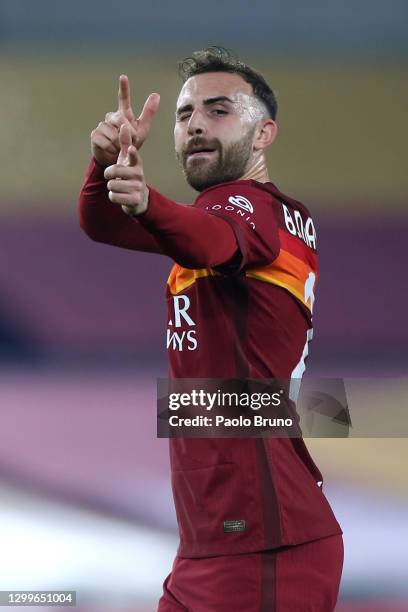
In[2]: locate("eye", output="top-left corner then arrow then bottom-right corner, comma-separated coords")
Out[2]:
177,112 -> 191,122
211,108 -> 228,116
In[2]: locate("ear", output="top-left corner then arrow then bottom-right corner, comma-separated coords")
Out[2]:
253,119 -> 278,152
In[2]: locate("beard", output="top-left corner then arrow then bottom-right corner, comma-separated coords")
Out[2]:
176,128 -> 255,192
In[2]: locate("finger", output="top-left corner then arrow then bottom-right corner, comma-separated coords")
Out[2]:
137,93 -> 160,132
104,114 -> 138,149
91,132 -> 119,156
105,111 -> 128,130
127,145 -> 141,168
118,74 -> 134,120
104,164 -> 143,180
108,191 -> 142,206
97,121 -> 120,147
106,179 -> 143,194
119,123 -> 132,160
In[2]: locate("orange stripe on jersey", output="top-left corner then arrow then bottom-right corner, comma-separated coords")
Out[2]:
167,247 -> 317,313
278,229 -> 317,269
167,265 -> 219,294
246,248 -> 317,312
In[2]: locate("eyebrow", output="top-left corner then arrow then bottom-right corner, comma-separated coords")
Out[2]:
176,96 -> 234,116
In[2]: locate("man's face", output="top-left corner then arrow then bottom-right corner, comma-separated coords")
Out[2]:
174,72 -> 264,192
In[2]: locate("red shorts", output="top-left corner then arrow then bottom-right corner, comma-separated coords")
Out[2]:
157,534 -> 344,612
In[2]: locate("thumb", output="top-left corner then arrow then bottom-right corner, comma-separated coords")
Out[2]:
119,122 -> 132,161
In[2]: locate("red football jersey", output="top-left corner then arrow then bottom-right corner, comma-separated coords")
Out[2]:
79,160 -> 342,559
161,180 -> 342,557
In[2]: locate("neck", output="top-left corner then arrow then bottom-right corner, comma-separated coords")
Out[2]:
240,153 -> 269,183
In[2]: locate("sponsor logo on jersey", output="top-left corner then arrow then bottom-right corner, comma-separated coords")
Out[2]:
167,294 -> 197,351
227,195 -> 254,214
205,194 -> 256,229
282,204 -> 317,249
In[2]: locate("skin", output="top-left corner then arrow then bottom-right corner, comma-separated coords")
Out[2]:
174,72 -> 277,192
93,72 -> 277,216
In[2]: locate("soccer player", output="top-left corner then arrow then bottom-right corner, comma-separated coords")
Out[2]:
79,47 -> 343,611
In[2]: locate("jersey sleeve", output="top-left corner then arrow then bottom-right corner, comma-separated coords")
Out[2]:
137,187 -> 239,269
194,181 -> 280,274
78,158 -> 163,254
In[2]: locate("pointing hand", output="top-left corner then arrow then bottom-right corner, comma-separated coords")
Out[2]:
103,123 -> 149,216
91,75 -> 160,167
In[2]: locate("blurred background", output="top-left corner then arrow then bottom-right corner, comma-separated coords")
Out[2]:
0,0 -> 407,610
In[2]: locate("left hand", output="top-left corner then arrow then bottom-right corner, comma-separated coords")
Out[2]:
104,123 -> 149,216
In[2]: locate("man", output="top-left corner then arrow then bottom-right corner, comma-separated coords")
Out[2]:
79,47 -> 343,611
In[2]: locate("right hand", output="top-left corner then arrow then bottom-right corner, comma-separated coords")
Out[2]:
104,123 -> 150,216
90,75 -> 160,167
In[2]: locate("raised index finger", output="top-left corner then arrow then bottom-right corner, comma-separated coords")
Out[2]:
118,74 -> 132,115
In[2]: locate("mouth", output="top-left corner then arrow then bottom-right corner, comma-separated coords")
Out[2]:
187,148 -> 217,161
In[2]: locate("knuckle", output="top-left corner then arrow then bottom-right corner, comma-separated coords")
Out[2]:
110,111 -> 121,122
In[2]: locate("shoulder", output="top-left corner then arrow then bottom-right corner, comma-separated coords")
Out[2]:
193,180 -> 279,225
197,180 -> 318,253
193,179 -> 313,217
256,181 -> 313,219
258,182 -> 317,252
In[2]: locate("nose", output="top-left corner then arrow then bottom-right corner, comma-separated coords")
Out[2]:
187,109 -> 206,136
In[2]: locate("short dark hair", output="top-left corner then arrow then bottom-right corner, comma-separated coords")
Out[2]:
178,46 -> 277,120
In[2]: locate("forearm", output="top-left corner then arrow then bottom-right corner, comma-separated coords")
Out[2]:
137,187 -> 239,269
79,159 -> 239,268
78,158 -> 162,254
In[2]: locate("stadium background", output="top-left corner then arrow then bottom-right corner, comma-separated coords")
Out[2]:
0,1 -> 407,610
